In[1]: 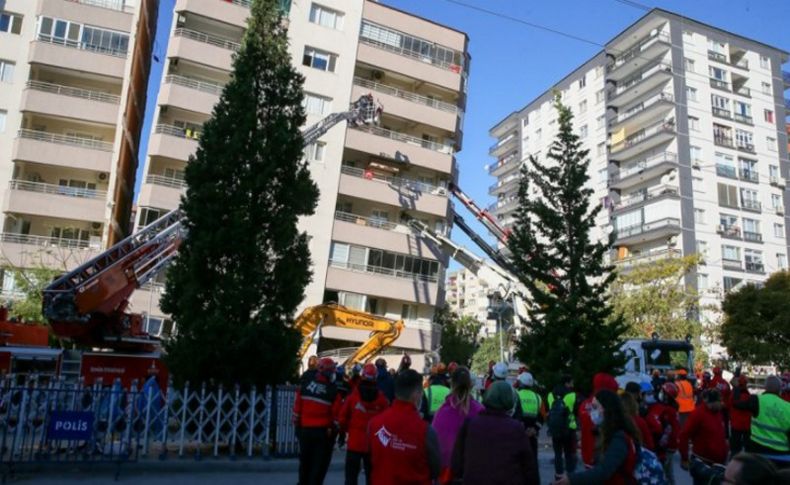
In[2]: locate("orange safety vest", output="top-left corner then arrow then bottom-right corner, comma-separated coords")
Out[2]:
677,380 -> 695,413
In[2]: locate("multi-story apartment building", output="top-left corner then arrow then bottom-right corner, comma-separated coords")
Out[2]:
488,8 -> 789,356
133,0 -> 469,369
0,0 -> 157,297
446,268 -> 497,336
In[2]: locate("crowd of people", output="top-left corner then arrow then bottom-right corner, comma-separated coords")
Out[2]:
292,355 -> 790,485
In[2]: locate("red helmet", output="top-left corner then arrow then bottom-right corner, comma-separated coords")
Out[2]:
661,382 -> 679,399
318,358 -> 336,374
447,362 -> 458,375
361,363 -> 377,382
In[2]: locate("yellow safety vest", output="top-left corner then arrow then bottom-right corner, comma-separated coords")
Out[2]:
425,385 -> 450,415
518,389 -> 542,418
548,392 -> 577,430
751,393 -> 790,452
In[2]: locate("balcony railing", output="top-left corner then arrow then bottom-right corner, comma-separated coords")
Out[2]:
489,133 -> 517,152
743,231 -> 762,242
612,152 -> 677,182
358,25 -> 464,74
353,77 -> 458,114
709,78 -> 730,91
35,33 -> 127,58
488,153 -> 519,174
718,225 -> 741,239
75,0 -> 132,12
164,75 -> 224,96
714,135 -> 734,148
146,174 -> 188,189
736,142 -> 755,153
614,91 -> 673,124
340,165 -> 448,196
609,31 -> 670,72
712,107 -> 732,120
707,51 -> 727,63
614,248 -> 681,269
26,80 -> 120,104
488,197 -> 518,213
734,86 -> 751,97
614,184 -> 678,211
0,232 -> 92,249
352,125 -> 453,154
716,164 -> 737,179
9,180 -> 106,199
741,200 -> 761,212
610,120 -> 675,154
739,169 -> 759,183
329,259 -> 438,283
17,129 -> 114,151
226,0 -> 252,7
173,28 -> 240,51
732,113 -> 753,125
489,176 -> 519,193
334,211 -> 403,232
745,261 -> 765,273
722,259 -> 742,270
155,123 -> 202,140
609,61 -> 672,98
616,217 -> 680,239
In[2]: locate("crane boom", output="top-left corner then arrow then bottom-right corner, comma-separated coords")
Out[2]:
42,95 -> 381,349
448,182 -> 511,246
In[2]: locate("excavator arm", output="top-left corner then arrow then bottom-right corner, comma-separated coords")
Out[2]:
294,303 -> 404,368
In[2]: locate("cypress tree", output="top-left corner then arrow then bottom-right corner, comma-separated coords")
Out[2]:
161,0 -> 318,388
507,96 -> 627,390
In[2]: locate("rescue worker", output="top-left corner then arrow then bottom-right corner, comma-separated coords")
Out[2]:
300,355 -> 319,384
679,389 -> 729,484
781,373 -> 790,403
547,374 -> 579,479
580,373 -> 618,469
348,364 -> 363,392
647,382 -> 681,485
368,369 -> 441,485
421,362 -> 450,423
711,367 -> 732,403
483,360 -> 496,392
338,363 -> 389,485
293,357 -> 343,485
375,358 -> 394,402
396,354 -> 411,375
729,375 -> 752,456
733,375 -> 790,466
336,366 -> 351,450
675,369 -> 695,426
516,372 -> 543,463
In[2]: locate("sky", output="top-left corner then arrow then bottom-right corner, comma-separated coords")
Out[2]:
135,0 -> 790,268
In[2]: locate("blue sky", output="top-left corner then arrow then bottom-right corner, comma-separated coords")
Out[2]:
135,0 -> 790,264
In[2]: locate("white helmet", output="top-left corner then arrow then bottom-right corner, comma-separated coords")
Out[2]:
518,372 -> 534,387
493,362 -> 508,379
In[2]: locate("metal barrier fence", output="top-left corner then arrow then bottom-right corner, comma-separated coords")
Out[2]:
0,377 -> 300,476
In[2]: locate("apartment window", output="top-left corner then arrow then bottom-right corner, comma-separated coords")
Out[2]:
302,46 -> 337,72
778,254 -> 787,270
690,145 -> 702,162
714,124 -> 732,144
709,66 -> 727,82
720,213 -> 738,231
769,165 -> 780,179
595,66 -> 604,79
81,25 -> 129,55
688,116 -> 700,131
0,60 -> 13,83
774,223 -> 785,238
717,183 -> 738,208
596,115 -> 605,130
697,274 -> 708,291
697,240 -> 709,257
303,93 -> 331,116
694,209 -> 705,224
686,86 -> 697,102
766,136 -> 777,151
711,94 -> 729,111
51,227 -> 91,242
716,152 -> 736,178
401,304 -> 418,321
723,276 -> 742,292
761,82 -> 770,95
578,100 -> 587,114
578,76 -> 586,89
162,167 -> 185,180
772,194 -> 782,210
579,125 -> 588,138
0,110 -> 5,133
744,249 -> 762,268
306,141 -> 326,162
309,4 -> 344,30
359,21 -> 463,68
760,55 -> 769,69
734,101 -> 751,118
740,188 -> 759,209
684,58 -> 695,73
595,89 -> 605,104
764,109 -> 774,123
597,168 -> 608,184
597,142 -> 605,157
0,11 -> 22,34
722,245 -> 740,262
139,207 -> 166,227
735,130 -> 753,150
708,39 -> 726,54
743,218 -> 760,236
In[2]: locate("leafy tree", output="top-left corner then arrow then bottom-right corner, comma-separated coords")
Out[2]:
162,0 -> 318,389
721,271 -> 790,369
471,331 -> 507,375
435,306 -> 482,366
0,266 -> 61,323
507,96 -> 627,390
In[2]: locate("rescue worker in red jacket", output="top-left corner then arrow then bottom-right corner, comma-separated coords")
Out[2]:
729,375 -> 752,456
293,357 -> 343,485
580,372 -> 619,468
338,363 -> 389,485
679,389 -> 729,483
646,382 -> 681,485
781,372 -> 790,402
368,369 -> 441,485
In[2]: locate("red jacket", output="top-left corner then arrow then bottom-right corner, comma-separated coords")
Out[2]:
338,386 -> 389,453
710,377 -> 731,403
729,387 -> 752,432
646,402 -> 680,460
678,404 -> 728,464
633,415 -> 655,451
580,373 -> 619,466
293,375 -> 342,428
369,399 -> 432,485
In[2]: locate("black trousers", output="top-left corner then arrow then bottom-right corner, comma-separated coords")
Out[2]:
299,427 -> 334,485
730,429 -> 750,456
552,431 -> 577,476
345,450 -> 371,485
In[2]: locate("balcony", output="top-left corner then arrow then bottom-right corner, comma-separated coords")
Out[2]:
4,181 -> 106,222
337,166 -> 450,218
712,107 -> 732,120
714,135 -> 735,149
137,175 -> 186,210
326,260 -> 440,305
613,184 -> 678,213
607,31 -> 671,81
717,225 -> 741,240
39,1 -> 133,32
488,176 -> 520,196
708,50 -> 728,64
351,79 -> 458,133
610,91 -> 674,129
30,34 -> 128,79
732,113 -> 753,125
741,200 -> 761,213
613,248 -> 681,270
488,197 -> 518,215
21,81 -> 120,125
488,152 -> 520,177
160,75 -> 223,115
745,261 -> 765,273
734,86 -> 751,98
169,28 -> 239,72
331,212 -> 440,260
12,129 -> 113,172
743,231 -> 763,243
615,217 -> 681,245
716,164 -> 737,179
147,124 -> 199,161
607,61 -> 672,107
175,0 -> 249,28
345,127 -> 453,174
0,233 -> 102,271
72,0 -> 134,12
709,78 -> 730,91
609,120 -> 675,161
489,132 -> 518,157
739,169 -> 759,183
736,142 -> 756,154
609,152 -> 677,190
723,259 -> 742,270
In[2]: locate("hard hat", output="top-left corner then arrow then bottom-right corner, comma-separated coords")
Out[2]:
639,381 -> 653,393
675,369 -> 688,377
307,355 -> 319,370
493,362 -> 508,379
361,363 -> 377,382
661,382 -> 679,399
351,363 -> 363,376
318,358 -> 336,374
447,362 -> 458,375
336,366 -> 345,376
436,363 -> 447,375
517,372 -> 534,387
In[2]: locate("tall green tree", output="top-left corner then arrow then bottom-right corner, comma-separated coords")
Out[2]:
721,271 -> 790,368
471,331 -> 507,375
435,306 -> 482,366
162,0 -> 318,388
0,266 -> 61,322
507,96 -> 627,390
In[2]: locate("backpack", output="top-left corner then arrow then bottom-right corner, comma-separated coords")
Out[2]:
634,447 -> 667,485
547,393 -> 570,437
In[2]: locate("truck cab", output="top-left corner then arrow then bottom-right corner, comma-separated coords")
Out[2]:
617,337 -> 695,388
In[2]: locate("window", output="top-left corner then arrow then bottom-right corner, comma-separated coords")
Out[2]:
688,116 -> 700,131
578,76 -> 586,89
774,223 -> 784,238
735,129 -> 753,150
744,249 -> 762,269
764,109 -> 774,123
772,194 -> 782,210
722,245 -> 740,262
761,82 -> 770,95
760,55 -> 769,69
694,209 -> 705,224
708,39 -> 726,54
769,165 -> 780,179
579,125 -> 588,138
139,207 -> 165,227
596,115 -> 605,130
303,93 -> 331,116
686,86 -> 697,102
302,46 -> 337,72
309,4 -> 344,30
734,101 -> 751,118
81,25 -> 129,55
740,189 -> 759,210
696,240 -> 709,257
778,254 -> 787,270
690,145 -> 702,162
0,110 -> 5,133
597,142 -> 605,157
717,183 -> 738,207
709,66 -> 727,82
684,58 -> 695,72
595,66 -> 604,79
578,100 -> 587,114
306,141 -> 325,162
359,21 -> 463,69
716,152 -> 736,178
697,274 -> 708,291
711,94 -> 729,112
595,89 -> 605,104
720,213 -> 738,231
0,11 -> 22,34
742,218 -> 759,236
766,137 -> 777,151
0,59 -> 13,83
401,304 -> 418,320
723,276 -> 742,292
598,168 -> 608,184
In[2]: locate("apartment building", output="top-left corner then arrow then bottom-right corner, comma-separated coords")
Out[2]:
0,0 -> 157,297
445,268 -> 498,336
488,9 -> 789,356
132,0 -> 469,369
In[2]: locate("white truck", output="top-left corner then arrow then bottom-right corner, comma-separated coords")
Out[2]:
617,336 -> 695,388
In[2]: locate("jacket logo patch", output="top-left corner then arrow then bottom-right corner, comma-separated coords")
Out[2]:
375,425 -> 392,447
375,425 -> 417,451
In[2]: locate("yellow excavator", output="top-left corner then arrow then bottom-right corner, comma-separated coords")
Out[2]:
295,303 -> 404,368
